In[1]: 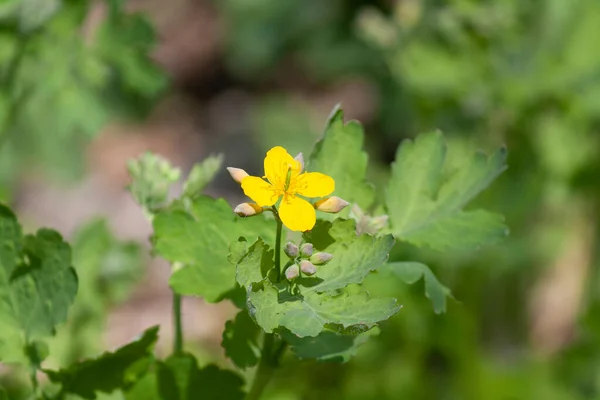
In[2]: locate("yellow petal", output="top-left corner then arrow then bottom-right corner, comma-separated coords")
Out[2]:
241,176 -> 278,207
296,172 -> 335,198
264,146 -> 302,187
279,195 -> 316,232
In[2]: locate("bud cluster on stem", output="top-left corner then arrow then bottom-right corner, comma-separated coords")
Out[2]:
282,239 -> 333,280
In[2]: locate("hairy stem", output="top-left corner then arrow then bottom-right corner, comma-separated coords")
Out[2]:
173,291 -> 183,354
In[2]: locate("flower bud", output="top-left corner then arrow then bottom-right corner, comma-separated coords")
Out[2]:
310,252 -> 333,265
300,243 -> 313,257
299,260 -> 317,276
233,203 -> 263,217
226,167 -> 249,184
284,242 -> 299,258
285,264 -> 300,280
314,196 -> 350,213
294,152 -> 304,172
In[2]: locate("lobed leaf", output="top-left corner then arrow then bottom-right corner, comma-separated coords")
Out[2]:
221,311 -> 261,369
381,262 -> 451,314
386,131 -> 508,251
46,326 -> 159,399
0,205 -> 77,363
309,106 -> 375,214
153,197 -> 275,302
182,154 -> 224,199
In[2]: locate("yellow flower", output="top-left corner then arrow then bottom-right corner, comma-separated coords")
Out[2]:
236,146 -> 335,231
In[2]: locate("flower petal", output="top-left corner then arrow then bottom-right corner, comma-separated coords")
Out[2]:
241,176 -> 278,206
279,196 -> 316,232
296,172 -> 335,198
264,146 -> 302,187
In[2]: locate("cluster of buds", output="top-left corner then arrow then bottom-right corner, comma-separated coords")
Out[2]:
283,241 -> 333,280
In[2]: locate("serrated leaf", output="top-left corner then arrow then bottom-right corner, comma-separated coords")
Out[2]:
157,353 -> 245,400
153,197 -> 275,302
249,282 -> 400,337
182,155 -> 224,199
309,106 -> 375,213
221,311 -> 260,369
235,239 -> 273,289
301,219 -> 394,293
0,205 -> 78,363
283,327 -> 379,362
386,131 -> 508,251
382,262 -> 451,314
46,326 -> 159,399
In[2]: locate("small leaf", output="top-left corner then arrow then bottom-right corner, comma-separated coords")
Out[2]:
386,131 -> 508,251
382,262 -> 451,314
153,197 -> 275,302
157,353 -> 245,400
0,205 -> 78,363
249,282 -> 400,337
302,219 -> 394,293
127,152 -> 181,213
309,106 -> 375,213
182,155 -> 224,199
235,239 -> 273,289
46,326 -> 159,399
222,311 -> 260,369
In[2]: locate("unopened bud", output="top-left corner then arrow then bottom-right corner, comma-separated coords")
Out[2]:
299,260 -> 317,276
284,242 -> 299,258
285,264 -> 300,280
314,196 -> 350,213
294,153 -> 304,172
300,243 -> 313,257
234,203 -> 263,217
310,252 -> 333,265
226,167 -> 249,184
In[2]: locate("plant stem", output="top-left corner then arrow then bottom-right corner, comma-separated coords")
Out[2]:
173,291 -> 183,354
274,217 -> 283,282
246,333 -> 274,400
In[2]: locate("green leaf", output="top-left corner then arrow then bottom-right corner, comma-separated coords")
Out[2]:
283,327 -> 379,362
381,262 -> 451,314
46,326 -> 159,399
235,239 -> 273,289
0,205 -> 77,363
309,106 -> 375,212
0,388 -> 7,400
153,197 -> 275,302
221,311 -> 260,369
249,282 -> 400,337
302,219 -> 394,293
157,353 -> 245,400
127,152 -> 181,213
386,131 -> 508,251
182,155 -> 224,199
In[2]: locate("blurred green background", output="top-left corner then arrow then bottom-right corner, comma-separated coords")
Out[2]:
2,0 -> 600,399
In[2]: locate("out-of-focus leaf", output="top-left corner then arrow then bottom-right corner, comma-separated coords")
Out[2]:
46,326 -> 159,399
0,204 -> 77,364
249,281 -> 400,337
182,155 -> 224,199
381,262 -> 451,314
309,106 -> 375,213
222,311 -> 261,369
127,152 -> 181,213
153,197 -> 275,302
283,327 -> 379,362
386,131 -> 508,251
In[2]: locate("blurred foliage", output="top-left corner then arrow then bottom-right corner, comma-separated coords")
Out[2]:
0,0 -> 166,199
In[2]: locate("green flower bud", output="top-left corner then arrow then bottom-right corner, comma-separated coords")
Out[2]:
234,203 -> 263,217
314,196 -> 350,213
285,264 -> 300,280
284,242 -> 299,258
299,260 -> 317,276
310,252 -> 333,265
300,243 -> 313,257
226,167 -> 249,184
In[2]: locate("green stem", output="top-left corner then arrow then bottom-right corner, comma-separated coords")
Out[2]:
246,333 -> 274,400
274,216 -> 283,282
173,291 -> 183,354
